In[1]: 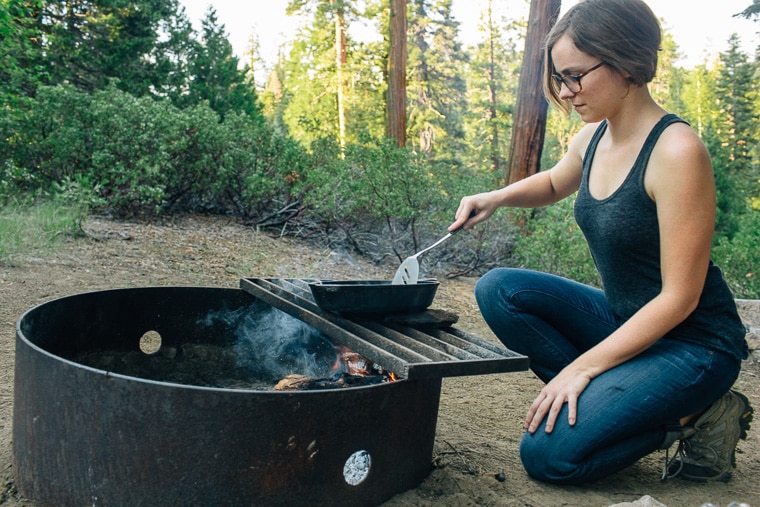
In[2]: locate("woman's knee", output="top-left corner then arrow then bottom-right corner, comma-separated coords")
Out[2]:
474,268 -> 527,309
475,268 -> 511,298
520,433 -> 582,484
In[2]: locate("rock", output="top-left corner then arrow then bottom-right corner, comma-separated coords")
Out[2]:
608,495 -> 667,507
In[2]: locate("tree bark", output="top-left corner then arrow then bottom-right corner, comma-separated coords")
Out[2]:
386,0 -> 407,147
507,0 -> 561,184
335,1 -> 347,150
486,0 -> 500,173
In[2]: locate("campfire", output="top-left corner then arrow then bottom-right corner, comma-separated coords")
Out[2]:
274,344 -> 399,390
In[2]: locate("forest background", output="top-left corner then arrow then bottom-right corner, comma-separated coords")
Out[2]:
1,0 -> 760,298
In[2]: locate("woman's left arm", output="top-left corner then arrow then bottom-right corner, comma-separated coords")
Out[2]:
525,124 -> 716,434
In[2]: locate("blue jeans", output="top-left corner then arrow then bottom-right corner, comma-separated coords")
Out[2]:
475,268 -> 741,484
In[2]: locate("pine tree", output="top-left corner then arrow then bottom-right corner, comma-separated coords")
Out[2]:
183,7 -> 261,119
715,35 -> 758,217
281,0 -> 360,147
462,1 -> 521,175
650,30 -> 686,115
688,35 -> 759,238
0,0 -> 45,105
406,0 -> 467,161
33,0 -> 181,95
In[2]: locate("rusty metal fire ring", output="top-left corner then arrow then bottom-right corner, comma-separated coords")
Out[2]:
13,286 -> 443,507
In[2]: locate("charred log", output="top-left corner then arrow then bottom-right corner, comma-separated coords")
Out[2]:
274,372 -> 388,391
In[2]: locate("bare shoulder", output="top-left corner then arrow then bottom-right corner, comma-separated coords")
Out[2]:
652,121 -> 711,171
556,122 -> 602,170
546,123 -> 602,198
558,121 -> 602,169
569,122 -> 604,157
647,120 -> 714,198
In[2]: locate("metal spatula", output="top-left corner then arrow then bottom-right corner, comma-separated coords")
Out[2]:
391,212 -> 473,285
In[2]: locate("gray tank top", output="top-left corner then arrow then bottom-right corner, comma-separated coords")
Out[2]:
574,113 -> 748,361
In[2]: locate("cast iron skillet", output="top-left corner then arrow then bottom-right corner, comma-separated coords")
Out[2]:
309,279 -> 439,314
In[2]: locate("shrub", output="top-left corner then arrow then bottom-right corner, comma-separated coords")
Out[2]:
88,87 -> 179,215
300,137 -> 458,256
3,85 -> 94,191
712,208 -> 760,298
509,197 -> 601,287
209,112 -> 307,221
3,83 -> 306,221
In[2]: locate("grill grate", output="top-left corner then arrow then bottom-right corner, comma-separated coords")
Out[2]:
239,278 -> 529,380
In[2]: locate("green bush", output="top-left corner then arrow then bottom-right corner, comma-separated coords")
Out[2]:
2,84 -> 307,220
510,197 -> 601,287
3,85 -> 94,190
88,87 -> 178,215
210,112 -> 307,221
160,103 -> 227,211
301,137 -> 459,254
712,208 -> 760,298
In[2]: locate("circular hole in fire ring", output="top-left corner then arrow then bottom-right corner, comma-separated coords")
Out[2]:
343,450 -> 371,486
138,330 -> 162,355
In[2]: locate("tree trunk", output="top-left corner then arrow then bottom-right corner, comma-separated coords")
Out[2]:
335,2 -> 347,150
486,0 -> 499,173
507,0 -> 561,184
386,0 -> 407,147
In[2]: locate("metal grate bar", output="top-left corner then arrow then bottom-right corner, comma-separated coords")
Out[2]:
251,279 -> 433,365
240,279 -> 420,377
381,323 -> 482,361
240,278 -> 529,380
354,319 -> 461,363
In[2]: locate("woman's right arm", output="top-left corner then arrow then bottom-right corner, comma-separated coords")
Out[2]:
450,123 -> 595,231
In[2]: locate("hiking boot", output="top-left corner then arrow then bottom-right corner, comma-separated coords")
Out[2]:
665,390 -> 753,482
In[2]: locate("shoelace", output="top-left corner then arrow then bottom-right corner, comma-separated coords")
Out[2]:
661,441 -> 685,481
661,437 -> 721,481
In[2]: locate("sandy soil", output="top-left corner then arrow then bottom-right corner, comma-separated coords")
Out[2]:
1,215 -> 758,507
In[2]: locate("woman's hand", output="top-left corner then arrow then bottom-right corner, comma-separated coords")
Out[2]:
449,191 -> 501,231
524,367 -> 593,434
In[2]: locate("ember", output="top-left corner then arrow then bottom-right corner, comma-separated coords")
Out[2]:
334,344 -> 371,376
274,344 -> 398,390
331,343 -> 397,380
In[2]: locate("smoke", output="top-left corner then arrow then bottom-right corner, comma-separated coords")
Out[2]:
202,304 -> 337,381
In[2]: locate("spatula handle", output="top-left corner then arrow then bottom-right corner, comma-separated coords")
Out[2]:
413,210 -> 477,258
449,209 -> 477,235
412,232 -> 452,259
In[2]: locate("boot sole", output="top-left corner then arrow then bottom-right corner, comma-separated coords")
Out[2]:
731,389 -> 754,441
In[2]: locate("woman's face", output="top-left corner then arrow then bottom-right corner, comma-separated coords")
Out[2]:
550,34 -> 628,123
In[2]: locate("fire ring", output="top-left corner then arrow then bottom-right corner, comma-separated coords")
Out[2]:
13,286 -> 443,506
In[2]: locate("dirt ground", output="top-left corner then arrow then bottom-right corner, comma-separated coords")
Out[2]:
1,214 -> 758,507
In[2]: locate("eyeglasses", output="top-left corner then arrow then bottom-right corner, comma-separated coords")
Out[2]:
551,61 -> 605,93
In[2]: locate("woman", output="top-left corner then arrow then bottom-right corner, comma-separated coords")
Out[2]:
450,0 -> 752,485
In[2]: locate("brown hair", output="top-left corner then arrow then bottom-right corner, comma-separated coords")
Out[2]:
543,0 -> 662,113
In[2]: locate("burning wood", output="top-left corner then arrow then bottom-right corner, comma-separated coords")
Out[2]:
332,344 -> 371,376
274,373 -> 386,390
274,344 -> 398,391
